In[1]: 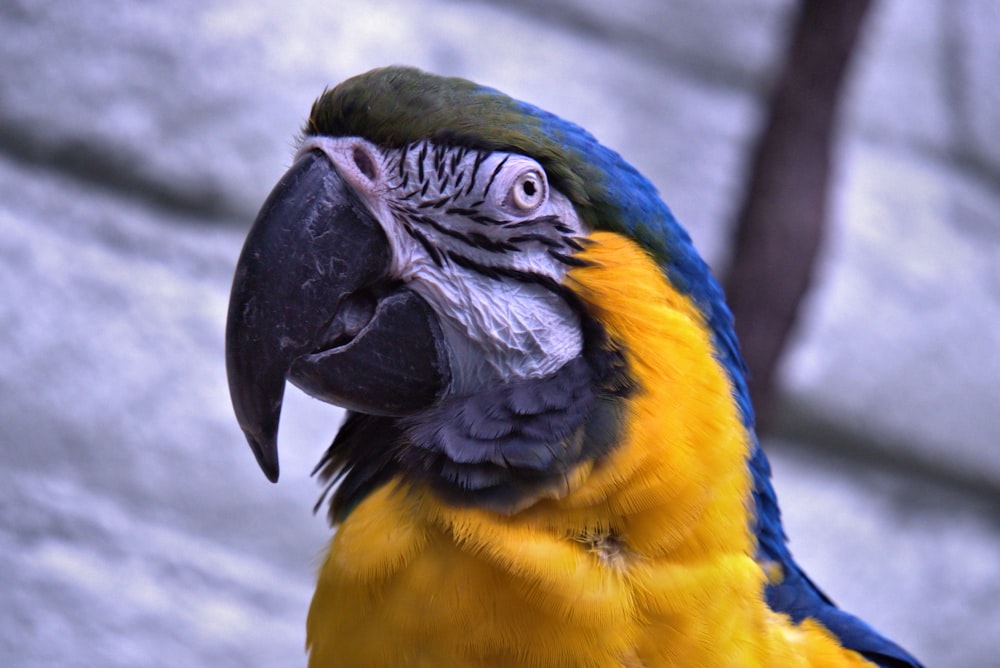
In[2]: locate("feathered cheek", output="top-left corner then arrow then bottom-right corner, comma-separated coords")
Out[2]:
421,275 -> 584,396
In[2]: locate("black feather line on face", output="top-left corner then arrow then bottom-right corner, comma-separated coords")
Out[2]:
449,148 -> 464,174
397,143 -> 410,179
481,154 -> 509,198
417,195 -> 453,210
417,143 -> 428,184
410,213 -> 474,246
502,214 -> 561,230
508,233 -> 564,249
444,207 -> 479,217
433,143 -> 446,180
548,250 -> 593,268
402,222 -> 444,266
467,152 -> 487,196
312,281 -> 635,522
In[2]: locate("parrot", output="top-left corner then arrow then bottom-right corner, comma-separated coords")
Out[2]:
225,66 -> 923,667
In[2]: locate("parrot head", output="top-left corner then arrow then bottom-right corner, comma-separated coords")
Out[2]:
226,66 -> 745,516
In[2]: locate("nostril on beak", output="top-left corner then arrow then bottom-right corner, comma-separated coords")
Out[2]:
352,145 -> 378,181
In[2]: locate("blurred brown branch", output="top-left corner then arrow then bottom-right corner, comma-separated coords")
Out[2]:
724,0 -> 873,429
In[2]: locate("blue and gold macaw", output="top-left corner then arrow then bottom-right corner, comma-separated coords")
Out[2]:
225,67 -> 922,667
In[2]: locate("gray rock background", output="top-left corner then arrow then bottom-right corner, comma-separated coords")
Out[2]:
2,0 -> 997,665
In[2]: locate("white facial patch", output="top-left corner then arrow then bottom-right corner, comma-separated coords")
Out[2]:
409,254 -> 583,394
297,136 -> 589,394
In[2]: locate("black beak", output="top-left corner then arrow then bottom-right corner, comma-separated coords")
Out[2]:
225,151 -> 450,482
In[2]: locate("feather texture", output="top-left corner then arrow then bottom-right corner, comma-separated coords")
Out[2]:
307,233 -> 885,667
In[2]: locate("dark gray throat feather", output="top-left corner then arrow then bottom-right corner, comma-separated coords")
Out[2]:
313,293 -> 634,522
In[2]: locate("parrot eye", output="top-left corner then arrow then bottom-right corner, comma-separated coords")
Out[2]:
502,167 -> 547,214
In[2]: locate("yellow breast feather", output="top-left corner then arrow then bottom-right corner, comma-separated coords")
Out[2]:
306,231 -> 872,667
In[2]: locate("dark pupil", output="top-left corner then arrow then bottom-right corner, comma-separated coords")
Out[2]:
522,180 -> 537,197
